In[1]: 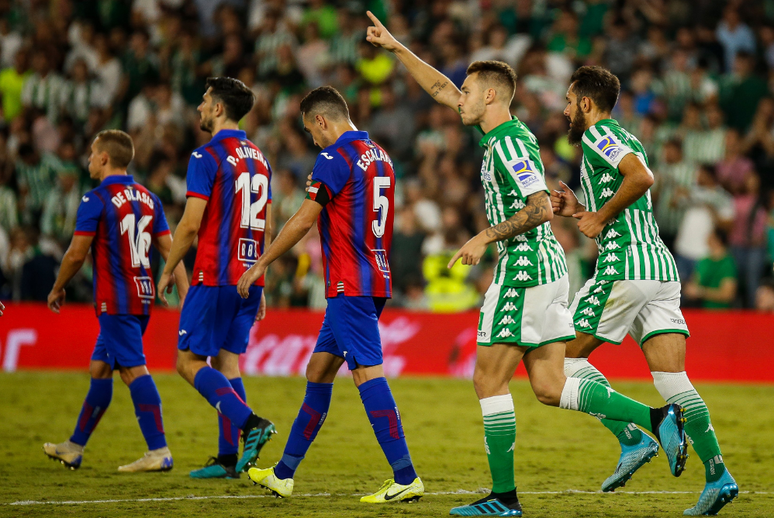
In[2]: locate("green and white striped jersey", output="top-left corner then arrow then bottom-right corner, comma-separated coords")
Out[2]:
479,118 -> 568,287
579,119 -> 679,282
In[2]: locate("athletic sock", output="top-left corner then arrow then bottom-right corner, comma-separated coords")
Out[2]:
70,378 -> 113,446
560,377 -> 655,432
217,378 -> 246,457
565,358 -> 642,446
480,394 -> 516,494
274,381 -> 333,480
652,371 -> 725,482
358,377 -> 417,485
194,367 -> 252,430
129,375 -> 167,450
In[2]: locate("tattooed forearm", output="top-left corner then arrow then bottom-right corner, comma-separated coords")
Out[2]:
431,80 -> 448,98
485,192 -> 551,242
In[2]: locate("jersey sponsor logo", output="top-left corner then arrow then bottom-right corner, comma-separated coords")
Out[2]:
503,288 -> 520,298
497,328 -> 514,338
373,249 -> 390,274
480,161 -> 492,182
512,271 -> 533,282
511,159 -> 539,189
601,188 -> 615,198
133,276 -> 154,300
513,243 -> 533,252
586,295 -> 601,306
596,137 -> 623,161
512,256 -> 533,267
499,315 -> 516,325
510,199 -> 526,210
605,242 -> 621,250
580,307 -> 595,317
502,302 -> 518,311
604,229 -> 621,239
192,151 -> 202,158
600,173 -> 615,183
576,318 -> 591,328
602,266 -> 619,276
603,253 -> 619,263
238,238 -> 259,264
356,146 -> 392,171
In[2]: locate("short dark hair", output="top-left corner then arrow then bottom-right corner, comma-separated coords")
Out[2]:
300,86 -> 350,121
466,60 -> 517,104
205,77 -> 255,122
94,129 -> 135,169
569,66 -> 621,113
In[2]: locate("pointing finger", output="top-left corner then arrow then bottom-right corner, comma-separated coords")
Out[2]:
366,10 -> 385,28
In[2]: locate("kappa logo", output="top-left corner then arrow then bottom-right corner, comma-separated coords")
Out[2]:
603,266 -> 619,276
510,199 -> 526,210
605,242 -> 621,250
192,151 -> 202,159
513,256 -> 533,267
604,229 -> 621,239
513,243 -> 533,252
601,188 -> 615,198
514,235 -> 528,242
504,288 -> 520,298
603,253 -> 619,263
586,295 -> 601,306
502,302 -> 518,311
593,286 -> 605,294
497,328 -> 514,338
600,173 -> 615,183
499,315 -> 516,325
576,318 -> 591,328
508,189 -> 518,197
512,271 -> 533,282
580,307 -> 595,317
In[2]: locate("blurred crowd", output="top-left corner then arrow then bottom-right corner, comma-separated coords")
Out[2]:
1,0 -> 774,312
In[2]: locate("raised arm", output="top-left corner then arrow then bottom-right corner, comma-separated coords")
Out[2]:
366,11 -> 461,110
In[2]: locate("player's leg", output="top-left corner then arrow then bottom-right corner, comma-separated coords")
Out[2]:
43,357 -> 113,470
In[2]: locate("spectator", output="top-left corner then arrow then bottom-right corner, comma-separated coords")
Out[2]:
391,207 -> 426,295
58,58 -> 109,130
255,9 -> 297,79
296,22 -> 329,88
719,51 -> 768,132
14,143 -> 59,224
21,50 -> 64,122
682,103 -> 726,165
717,129 -> 755,194
0,48 -> 30,122
755,279 -> 774,311
270,169 -> 305,232
716,6 -> 755,73
729,172 -> 768,308
684,228 -> 737,309
653,139 -> 695,249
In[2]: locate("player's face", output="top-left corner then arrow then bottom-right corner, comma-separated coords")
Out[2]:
87,139 -> 102,179
302,114 -> 330,149
458,75 -> 486,126
198,88 -> 216,133
564,85 -> 587,146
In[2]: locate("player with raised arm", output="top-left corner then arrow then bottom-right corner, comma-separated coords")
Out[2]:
43,130 -> 188,472
367,14 -> 692,517
157,77 -> 276,479
239,86 -> 423,504
552,66 -> 737,515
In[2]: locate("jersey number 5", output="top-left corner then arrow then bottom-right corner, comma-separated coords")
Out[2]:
372,177 -> 391,238
120,214 -> 152,268
236,173 -> 268,231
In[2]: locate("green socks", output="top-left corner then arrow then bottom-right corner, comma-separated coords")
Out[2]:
560,377 -> 655,432
480,394 -> 517,493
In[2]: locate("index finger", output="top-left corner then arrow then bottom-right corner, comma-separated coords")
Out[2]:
366,10 -> 385,28
447,249 -> 463,269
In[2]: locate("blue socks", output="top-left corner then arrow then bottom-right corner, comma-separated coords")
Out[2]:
70,378 -> 113,446
194,367 -> 252,430
359,377 -> 417,485
218,378 -> 247,456
129,375 -> 167,450
275,381 -> 333,480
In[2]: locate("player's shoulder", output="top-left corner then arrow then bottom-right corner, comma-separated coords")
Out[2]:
582,123 -> 631,161
80,186 -> 106,206
190,142 -> 220,166
315,143 -> 349,167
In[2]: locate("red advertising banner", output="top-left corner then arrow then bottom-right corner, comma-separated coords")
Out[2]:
0,303 -> 770,382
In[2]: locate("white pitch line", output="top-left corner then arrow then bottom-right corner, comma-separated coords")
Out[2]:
6,490 -> 768,506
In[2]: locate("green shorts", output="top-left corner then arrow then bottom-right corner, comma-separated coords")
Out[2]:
477,276 -> 576,347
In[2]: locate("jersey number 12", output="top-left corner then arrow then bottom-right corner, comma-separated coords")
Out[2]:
236,172 -> 268,231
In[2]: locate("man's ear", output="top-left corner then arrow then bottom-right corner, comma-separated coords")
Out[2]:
315,113 -> 327,129
485,87 -> 497,105
581,96 -> 591,113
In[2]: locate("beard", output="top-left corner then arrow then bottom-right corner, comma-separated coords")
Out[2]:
199,114 -> 213,133
460,99 -> 485,127
567,107 -> 586,146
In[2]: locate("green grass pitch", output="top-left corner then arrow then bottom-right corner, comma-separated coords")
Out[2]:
0,372 -> 772,517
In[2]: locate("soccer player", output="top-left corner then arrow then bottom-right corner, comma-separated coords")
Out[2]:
238,86 -> 423,504
0,300 -> 4,316
552,66 -> 738,515
367,14 -> 688,516
157,77 -> 276,478
43,130 -> 188,472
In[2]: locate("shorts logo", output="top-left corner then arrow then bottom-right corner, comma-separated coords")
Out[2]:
502,302 -> 518,311
511,159 -> 539,188
586,295 -> 601,306
576,318 -> 591,328
601,188 -> 615,198
510,199 -> 525,210
603,253 -> 619,263
499,315 -> 516,325
596,137 -> 622,161
513,243 -> 533,252
600,173 -> 614,183
593,286 -> 605,294
497,328 -> 514,338
605,242 -> 621,250
512,271 -> 533,282
504,288 -> 520,298
179,330 -> 187,336
508,189 -> 518,197
477,330 -> 488,338
671,318 -> 686,325
580,307 -> 595,317
602,266 -> 619,276
513,256 -> 533,267
604,229 -> 621,239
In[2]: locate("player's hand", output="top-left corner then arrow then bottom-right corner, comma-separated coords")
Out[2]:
47,287 -> 66,314
448,233 -> 488,268
305,172 -> 313,192
573,210 -> 606,239
0,300 -> 5,316
238,262 -> 266,299
366,11 -> 400,52
255,291 -> 267,322
551,181 -> 580,217
157,271 -> 175,307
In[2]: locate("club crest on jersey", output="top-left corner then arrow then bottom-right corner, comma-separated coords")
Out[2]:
596,137 -> 622,161
511,159 -> 539,188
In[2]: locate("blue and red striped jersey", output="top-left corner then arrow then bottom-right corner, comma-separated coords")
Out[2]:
74,175 -> 170,316
306,131 -> 394,298
186,129 -> 272,286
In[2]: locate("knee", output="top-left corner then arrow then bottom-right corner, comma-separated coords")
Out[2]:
89,361 -> 112,379
473,369 -> 506,399
532,383 -> 561,407
305,363 -> 326,384
176,353 -> 188,378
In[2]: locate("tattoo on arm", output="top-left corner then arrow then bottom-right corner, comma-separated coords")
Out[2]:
431,80 -> 448,98
485,192 -> 550,242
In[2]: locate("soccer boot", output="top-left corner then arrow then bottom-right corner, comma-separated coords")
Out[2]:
360,477 -> 424,503
236,417 -> 276,472
450,491 -> 523,516
190,457 -> 239,479
117,446 -> 173,472
43,440 -> 83,470
248,465 -> 294,498
653,403 -> 688,477
684,470 -> 738,516
601,432 -> 660,492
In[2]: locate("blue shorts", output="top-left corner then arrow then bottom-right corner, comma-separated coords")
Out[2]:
178,285 -> 263,358
314,295 -> 386,370
92,314 -> 150,369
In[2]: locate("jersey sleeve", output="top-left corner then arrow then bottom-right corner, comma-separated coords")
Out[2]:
186,148 -> 219,200
582,129 -> 633,170
492,136 -> 548,198
266,163 -> 273,201
309,149 -> 350,197
151,193 -> 170,236
74,192 -> 104,235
